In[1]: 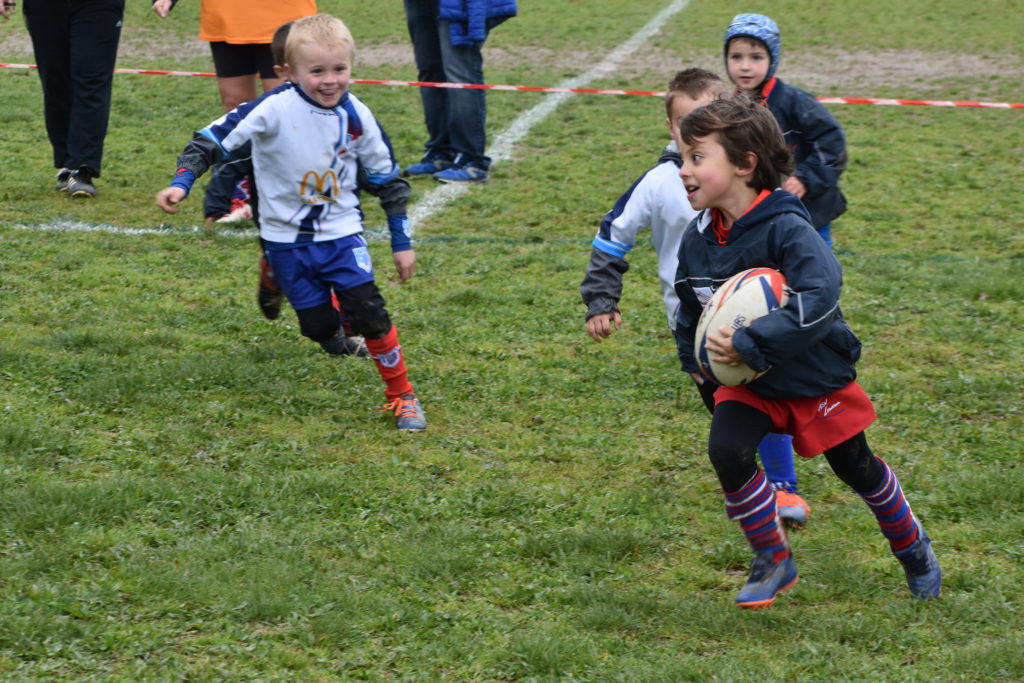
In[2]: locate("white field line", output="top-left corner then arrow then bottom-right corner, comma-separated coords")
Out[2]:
404,0 -> 691,234
3,0 -> 690,240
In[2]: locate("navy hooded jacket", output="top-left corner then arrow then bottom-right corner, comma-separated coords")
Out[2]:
673,190 -> 862,400
765,78 -> 848,229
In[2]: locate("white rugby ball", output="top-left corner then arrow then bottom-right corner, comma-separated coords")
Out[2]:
694,267 -> 790,386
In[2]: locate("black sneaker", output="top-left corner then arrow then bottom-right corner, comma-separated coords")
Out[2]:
893,522 -> 941,599
66,171 -> 96,199
54,168 -> 72,192
257,255 -> 284,320
319,332 -> 370,357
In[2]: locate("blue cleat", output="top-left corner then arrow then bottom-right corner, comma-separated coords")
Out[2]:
894,523 -> 941,599
403,151 -> 453,177
735,553 -> 799,609
433,159 -> 488,184
382,393 -> 427,431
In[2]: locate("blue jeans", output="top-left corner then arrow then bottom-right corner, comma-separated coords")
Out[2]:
404,0 -> 490,169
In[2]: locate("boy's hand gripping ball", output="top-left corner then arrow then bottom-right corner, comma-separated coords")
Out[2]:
694,267 -> 790,386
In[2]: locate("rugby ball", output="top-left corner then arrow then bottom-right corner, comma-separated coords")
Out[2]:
694,267 -> 790,386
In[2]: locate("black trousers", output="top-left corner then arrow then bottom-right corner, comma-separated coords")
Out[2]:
24,0 -> 124,177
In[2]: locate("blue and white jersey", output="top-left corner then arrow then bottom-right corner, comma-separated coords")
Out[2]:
200,83 -> 402,245
591,141 -> 698,329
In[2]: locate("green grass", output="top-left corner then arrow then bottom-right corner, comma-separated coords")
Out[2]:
2,0 -> 1024,679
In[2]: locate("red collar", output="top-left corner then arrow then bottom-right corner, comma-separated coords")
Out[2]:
711,190 -> 772,245
732,76 -> 777,105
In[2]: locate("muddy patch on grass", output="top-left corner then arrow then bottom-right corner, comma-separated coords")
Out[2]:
2,28 -> 1018,100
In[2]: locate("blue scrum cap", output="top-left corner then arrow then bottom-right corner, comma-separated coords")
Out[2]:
723,13 -> 781,86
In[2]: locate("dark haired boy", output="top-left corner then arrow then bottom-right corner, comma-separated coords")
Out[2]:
580,69 -> 810,528
673,96 -> 940,608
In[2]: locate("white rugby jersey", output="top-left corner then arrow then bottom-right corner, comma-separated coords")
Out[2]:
200,84 -> 401,245
591,141 -> 698,328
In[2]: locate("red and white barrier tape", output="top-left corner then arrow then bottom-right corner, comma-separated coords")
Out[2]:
3,62 -> 1022,109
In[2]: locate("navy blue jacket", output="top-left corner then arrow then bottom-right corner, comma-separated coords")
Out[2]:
765,78 -> 848,229
673,190 -> 862,400
439,0 -> 517,46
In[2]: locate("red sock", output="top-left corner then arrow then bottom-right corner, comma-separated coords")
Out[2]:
364,325 -> 413,400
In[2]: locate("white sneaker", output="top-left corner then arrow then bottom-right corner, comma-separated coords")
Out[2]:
215,201 -> 253,223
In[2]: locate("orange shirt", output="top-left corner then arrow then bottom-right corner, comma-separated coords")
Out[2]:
199,0 -> 317,44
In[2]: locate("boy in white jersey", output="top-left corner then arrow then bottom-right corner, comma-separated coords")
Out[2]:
156,14 -> 426,431
580,69 -> 809,526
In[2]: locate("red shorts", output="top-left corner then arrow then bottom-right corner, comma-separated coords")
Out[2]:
714,381 -> 877,458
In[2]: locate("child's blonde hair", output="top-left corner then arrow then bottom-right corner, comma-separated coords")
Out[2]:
284,13 -> 356,67
664,68 -> 727,118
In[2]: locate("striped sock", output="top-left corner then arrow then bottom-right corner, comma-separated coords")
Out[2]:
858,458 -> 919,552
724,468 -> 790,562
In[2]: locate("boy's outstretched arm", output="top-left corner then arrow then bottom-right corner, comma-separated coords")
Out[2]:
154,132 -> 222,212
580,247 -> 629,342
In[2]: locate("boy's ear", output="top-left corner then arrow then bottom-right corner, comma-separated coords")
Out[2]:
274,65 -> 286,79
736,151 -> 758,177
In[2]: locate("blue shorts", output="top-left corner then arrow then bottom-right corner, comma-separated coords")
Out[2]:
265,235 -> 375,311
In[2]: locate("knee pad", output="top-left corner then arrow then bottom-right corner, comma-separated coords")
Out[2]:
335,282 -> 392,338
295,301 -> 340,342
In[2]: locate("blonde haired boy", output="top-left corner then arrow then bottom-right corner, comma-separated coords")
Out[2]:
157,13 -> 426,430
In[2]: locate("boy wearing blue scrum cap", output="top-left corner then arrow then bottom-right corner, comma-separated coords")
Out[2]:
723,13 -> 848,249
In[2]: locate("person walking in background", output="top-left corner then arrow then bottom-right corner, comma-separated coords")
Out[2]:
152,0 -> 317,223
402,0 -> 516,184
10,0 -> 124,198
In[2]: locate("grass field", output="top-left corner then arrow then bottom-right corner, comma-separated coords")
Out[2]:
2,0 -> 1023,679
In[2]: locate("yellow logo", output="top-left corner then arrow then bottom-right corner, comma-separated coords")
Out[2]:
300,170 -> 339,204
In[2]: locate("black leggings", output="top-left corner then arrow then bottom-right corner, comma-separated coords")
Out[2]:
707,399 -> 885,493
294,282 -> 392,342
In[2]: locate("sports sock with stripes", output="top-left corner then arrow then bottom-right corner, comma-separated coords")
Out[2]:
857,457 -> 919,552
724,468 -> 790,562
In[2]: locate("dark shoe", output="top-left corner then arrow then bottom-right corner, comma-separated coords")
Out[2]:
66,171 -> 96,199
735,553 -> 799,609
319,332 -> 370,357
54,168 -> 72,192
403,151 -> 453,177
894,522 -> 941,599
433,161 -> 488,184
257,255 -> 284,320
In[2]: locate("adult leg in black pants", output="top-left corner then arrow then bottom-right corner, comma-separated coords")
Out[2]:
24,0 -> 124,197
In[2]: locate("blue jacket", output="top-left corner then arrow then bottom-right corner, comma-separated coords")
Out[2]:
673,190 -> 862,400
439,0 -> 517,46
764,78 -> 848,228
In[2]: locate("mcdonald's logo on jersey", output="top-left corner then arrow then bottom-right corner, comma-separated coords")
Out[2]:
300,170 -> 339,204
